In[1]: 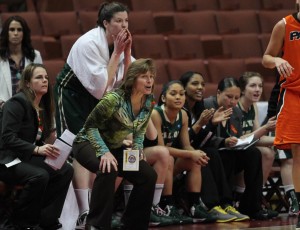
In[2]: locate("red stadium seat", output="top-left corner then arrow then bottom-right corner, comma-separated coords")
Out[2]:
208,59 -> 246,83
174,11 -> 218,35
167,59 -> 209,82
132,34 -> 170,59
168,34 -> 204,59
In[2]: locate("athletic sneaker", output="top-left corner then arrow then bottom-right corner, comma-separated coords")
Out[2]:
250,208 -> 278,220
250,209 -> 268,220
263,208 -> 279,219
164,205 -> 193,225
111,212 -> 123,229
190,204 -> 216,223
149,204 -> 173,227
75,210 -> 88,230
289,200 -> 300,216
208,206 -> 237,223
111,219 -> 122,229
290,206 -> 300,216
223,205 -> 250,221
296,215 -> 300,230
287,191 -> 299,216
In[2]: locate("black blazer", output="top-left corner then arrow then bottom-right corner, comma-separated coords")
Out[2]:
0,92 -> 39,164
204,96 -> 244,148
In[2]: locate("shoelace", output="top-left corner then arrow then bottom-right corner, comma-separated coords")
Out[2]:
166,206 -> 181,217
214,206 -> 228,214
153,205 -> 167,216
77,212 -> 88,225
225,205 -> 239,214
194,204 -> 208,212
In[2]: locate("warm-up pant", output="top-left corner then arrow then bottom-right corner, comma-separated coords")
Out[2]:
201,147 -> 233,209
218,146 -> 263,215
73,142 -> 157,230
0,155 -> 73,227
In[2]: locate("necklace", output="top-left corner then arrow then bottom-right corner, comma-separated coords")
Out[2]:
129,97 -> 144,146
16,71 -> 21,80
36,109 -> 43,141
13,57 -> 24,80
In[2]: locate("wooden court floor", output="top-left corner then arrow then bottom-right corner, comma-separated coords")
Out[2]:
151,214 -> 298,230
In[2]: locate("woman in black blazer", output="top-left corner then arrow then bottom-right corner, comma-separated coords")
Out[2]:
0,63 -> 73,230
203,77 -> 277,220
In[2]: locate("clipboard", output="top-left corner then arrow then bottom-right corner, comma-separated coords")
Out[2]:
44,129 -> 75,170
219,138 -> 260,151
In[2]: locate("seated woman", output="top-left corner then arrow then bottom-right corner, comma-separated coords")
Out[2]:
151,80 -> 214,224
121,119 -> 173,227
0,63 -> 73,230
72,58 -> 157,230
234,72 -> 282,214
179,71 -> 249,222
203,77 -> 276,220
238,72 -> 276,182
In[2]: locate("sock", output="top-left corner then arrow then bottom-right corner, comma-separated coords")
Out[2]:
235,186 -> 245,194
74,189 -> 89,215
296,192 -> 300,205
286,189 -> 298,207
160,195 -> 174,209
187,192 -> 201,207
233,186 -> 245,206
153,184 -> 164,206
88,188 -> 92,204
283,185 -> 294,194
123,184 -> 133,207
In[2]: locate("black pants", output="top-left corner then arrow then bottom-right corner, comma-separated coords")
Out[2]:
73,142 -> 157,230
201,147 -> 233,209
0,155 -> 73,227
218,146 -> 263,215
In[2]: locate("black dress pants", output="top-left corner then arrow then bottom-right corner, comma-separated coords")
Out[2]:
73,142 -> 157,230
201,147 -> 233,209
0,155 -> 73,227
218,146 -> 263,215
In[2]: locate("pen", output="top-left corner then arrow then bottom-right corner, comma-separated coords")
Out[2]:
226,129 -> 231,137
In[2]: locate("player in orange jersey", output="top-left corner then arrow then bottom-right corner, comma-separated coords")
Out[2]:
262,1 -> 300,228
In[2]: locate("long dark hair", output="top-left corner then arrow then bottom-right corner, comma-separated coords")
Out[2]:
0,15 -> 35,61
158,80 -> 184,106
97,1 -> 129,29
19,63 -> 55,138
179,71 -> 205,119
217,77 -> 240,93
